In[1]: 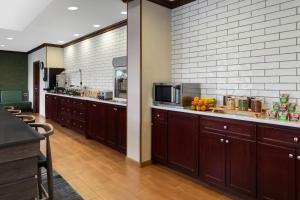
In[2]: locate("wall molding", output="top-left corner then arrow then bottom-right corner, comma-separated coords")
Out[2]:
27,20 -> 127,54
0,50 -> 27,54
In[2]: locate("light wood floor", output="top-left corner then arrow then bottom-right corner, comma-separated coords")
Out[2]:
36,115 -> 233,200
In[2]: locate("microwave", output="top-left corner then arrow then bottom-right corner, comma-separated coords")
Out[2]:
153,83 -> 201,107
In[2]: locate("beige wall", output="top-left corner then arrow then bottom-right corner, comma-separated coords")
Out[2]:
141,0 -> 171,162
127,0 -> 142,162
46,46 -> 64,68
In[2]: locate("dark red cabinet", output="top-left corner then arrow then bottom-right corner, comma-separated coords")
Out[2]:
152,109 -> 168,164
45,94 -> 127,154
167,111 -> 198,176
87,102 -> 105,142
258,143 -> 295,200
226,136 -> 256,197
105,105 -> 127,153
200,130 -> 226,187
297,150 -> 300,200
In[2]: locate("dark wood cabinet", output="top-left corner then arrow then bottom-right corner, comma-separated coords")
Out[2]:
45,94 -> 127,154
45,94 -> 52,119
297,150 -> 300,200
152,109 -> 168,163
200,130 -> 226,187
105,105 -> 127,153
258,143 -> 295,200
87,102 -> 105,141
167,111 -> 198,176
116,106 -> 127,153
226,136 -> 256,197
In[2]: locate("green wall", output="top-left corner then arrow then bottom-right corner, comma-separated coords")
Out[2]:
0,51 -> 28,91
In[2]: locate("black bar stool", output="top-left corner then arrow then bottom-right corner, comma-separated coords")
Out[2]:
29,123 -> 54,200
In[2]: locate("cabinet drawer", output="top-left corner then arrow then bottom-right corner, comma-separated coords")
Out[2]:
152,109 -> 168,123
73,109 -> 86,121
0,157 -> 37,185
201,117 -> 256,140
61,97 -> 72,105
72,99 -> 86,110
258,125 -> 300,148
60,114 -> 72,126
0,177 -> 37,200
72,120 -> 87,134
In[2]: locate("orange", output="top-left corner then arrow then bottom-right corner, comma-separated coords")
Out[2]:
200,105 -> 207,111
198,100 -> 203,106
194,96 -> 200,102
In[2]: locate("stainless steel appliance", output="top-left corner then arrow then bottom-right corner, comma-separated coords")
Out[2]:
97,91 -> 113,100
113,56 -> 127,100
153,83 -> 201,107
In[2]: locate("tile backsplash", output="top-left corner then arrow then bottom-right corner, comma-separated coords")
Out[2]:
64,26 -> 127,91
171,0 -> 300,106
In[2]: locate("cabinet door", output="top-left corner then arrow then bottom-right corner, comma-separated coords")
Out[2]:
226,137 -> 256,197
52,96 -> 59,121
168,112 -> 198,176
152,121 -> 167,163
45,95 -> 52,119
105,105 -> 118,148
87,102 -> 105,141
200,130 -> 226,187
258,143 -> 295,200
117,107 -> 127,153
297,150 -> 300,200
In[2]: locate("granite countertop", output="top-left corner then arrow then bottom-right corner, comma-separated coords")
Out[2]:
0,109 -> 43,148
152,105 -> 300,129
47,93 -> 127,107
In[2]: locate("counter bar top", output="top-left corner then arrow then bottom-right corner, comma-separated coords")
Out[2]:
0,108 -> 43,148
46,93 -> 127,107
152,105 -> 300,129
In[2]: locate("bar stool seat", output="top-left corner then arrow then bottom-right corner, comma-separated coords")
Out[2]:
16,115 -> 36,124
7,109 -> 22,115
29,123 -> 54,200
3,106 -> 14,110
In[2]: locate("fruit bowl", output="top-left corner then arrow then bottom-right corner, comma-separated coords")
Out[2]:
191,97 -> 216,111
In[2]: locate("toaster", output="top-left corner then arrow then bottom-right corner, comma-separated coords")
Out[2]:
97,91 -> 113,100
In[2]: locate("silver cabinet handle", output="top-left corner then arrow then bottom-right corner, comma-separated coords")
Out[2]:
92,104 -> 96,107
220,138 -> 224,143
294,137 -> 298,142
289,154 -> 294,159
157,114 -> 160,118
113,108 -> 118,111
225,139 -> 229,143
297,156 -> 300,160
224,125 -> 227,130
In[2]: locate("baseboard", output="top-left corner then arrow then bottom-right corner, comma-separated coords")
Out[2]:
140,160 -> 152,168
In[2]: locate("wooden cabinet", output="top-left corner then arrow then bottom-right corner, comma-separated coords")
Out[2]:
200,117 -> 257,197
226,136 -> 256,197
45,94 -> 127,154
167,111 -> 199,176
151,109 -> 168,163
200,130 -> 226,186
45,94 -> 52,119
87,102 -> 105,141
297,150 -> 300,200
258,143 -> 295,200
257,125 -> 300,200
105,105 -> 127,153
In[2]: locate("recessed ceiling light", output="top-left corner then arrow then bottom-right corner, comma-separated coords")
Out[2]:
0,44 -> 5,47
74,33 -> 80,37
68,6 -> 79,11
121,11 -> 127,15
58,41 -> 64,44
93,24 -> 100,28
7,37 -> 13,40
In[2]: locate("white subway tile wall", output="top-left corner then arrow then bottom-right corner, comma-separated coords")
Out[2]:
171,0 -> 300,105
64,26 -> 127,90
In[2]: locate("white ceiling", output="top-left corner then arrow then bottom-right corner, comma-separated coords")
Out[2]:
0,0 -> 127,52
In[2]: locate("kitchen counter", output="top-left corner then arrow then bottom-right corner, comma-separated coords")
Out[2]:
152,105 -> 300,129
0,108 -> 43,148
46,92 -> 127,107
